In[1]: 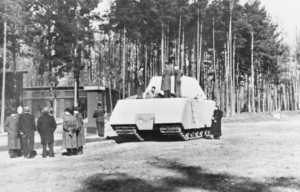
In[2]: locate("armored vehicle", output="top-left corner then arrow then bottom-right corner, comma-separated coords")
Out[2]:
109,76 -> 216,141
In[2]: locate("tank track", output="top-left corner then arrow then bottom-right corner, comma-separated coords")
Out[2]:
114,126 -> 144,141
114,125 -> 211,142
159,124 -> 211,141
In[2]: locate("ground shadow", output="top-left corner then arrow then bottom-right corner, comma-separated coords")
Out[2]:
76,158 -> 300,192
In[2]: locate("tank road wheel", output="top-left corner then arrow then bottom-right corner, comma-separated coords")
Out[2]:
196,131 -> 202,138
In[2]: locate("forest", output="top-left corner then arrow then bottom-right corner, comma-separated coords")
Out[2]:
0,0 -> 299,118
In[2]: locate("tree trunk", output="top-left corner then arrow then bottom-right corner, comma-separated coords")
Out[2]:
122,27 -> 126,99
161,21 -> 164,74
251,32 -> 255,113
178,12 -> 181,68
1,6 -> 7,132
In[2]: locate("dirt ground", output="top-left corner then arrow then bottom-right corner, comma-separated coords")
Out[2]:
0,121 -> 300,192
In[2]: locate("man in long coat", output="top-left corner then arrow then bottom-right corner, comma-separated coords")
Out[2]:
137,67 -> 144,99
37,107 -> 57,158
174,65 -> 182,98
18,106 -> 36,158
5,109 -> 22,158
74,107 -> 85,155
62,108 -> 79,156
93,102 -> 106,137
161,62 -> 173,98
210,106 -> 223,139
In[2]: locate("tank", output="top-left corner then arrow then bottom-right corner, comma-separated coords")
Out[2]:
109,76 -> 216,141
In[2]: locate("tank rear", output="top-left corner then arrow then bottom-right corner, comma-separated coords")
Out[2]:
109,98 -> 215,141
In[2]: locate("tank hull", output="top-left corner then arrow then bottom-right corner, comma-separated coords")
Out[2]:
109,98 -> 215,141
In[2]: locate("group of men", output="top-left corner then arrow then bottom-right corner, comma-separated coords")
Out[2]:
138,59 -> 183,99
5,106 -> 55,158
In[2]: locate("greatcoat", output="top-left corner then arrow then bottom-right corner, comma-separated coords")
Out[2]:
161,65 -> 173,91
37,112 -> 57,144
210,109 -> 223,137
75,113 -> 85,147
62,114 -> 79,149
137,70 -> 144,99
5,115 -> 21,149
174,69 -> 182,97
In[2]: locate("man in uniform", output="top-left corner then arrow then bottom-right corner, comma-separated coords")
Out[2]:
18,106 -> 36,158
174,65 -> 182,97
93,102 -> 106,137
5,108 -> 22,158
137,67 -> 144,99
37,107 -> 57,158
161,60 -> 173,98
74,107 -> 85,154
210,106 -> 223,139
146,86 -> 158,99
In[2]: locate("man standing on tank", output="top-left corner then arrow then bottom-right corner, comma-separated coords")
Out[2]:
137,67 -> 144,99
161,58 -> 173,98
210,106 -> 223,139
17,106 -> 36,158
174,65 -> 182,98
93,102 -> 106,137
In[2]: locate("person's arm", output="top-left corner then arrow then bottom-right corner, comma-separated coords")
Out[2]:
32,116 -> 37,132
51,116 -> 57,132
93,110 -> 98,118
4,118 -> 10,133
63,118 -> 69,132
36,117 -> 41,133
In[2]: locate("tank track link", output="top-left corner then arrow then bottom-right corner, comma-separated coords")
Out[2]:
159,125 -> 211,141
114,126 -> 144,141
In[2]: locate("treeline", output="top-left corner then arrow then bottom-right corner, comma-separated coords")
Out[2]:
0,0 -> 299,117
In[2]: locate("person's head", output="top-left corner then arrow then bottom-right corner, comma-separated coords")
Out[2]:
10,108 -> 17,116
151,86 -> 156,93
23,106 -> 30,114
97,102 -> 102,108
174,65 -> 179,70
73,107 -> 80,115
139,67 -> 144,71
17,106 -> 23,115
64,108 -> 73,116
215,105 -> 219,110
42,107 -> 49,114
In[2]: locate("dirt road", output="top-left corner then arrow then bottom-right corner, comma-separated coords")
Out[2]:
0,121 -> 300,192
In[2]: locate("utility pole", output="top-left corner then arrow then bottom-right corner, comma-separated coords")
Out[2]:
1,3 -> 7,132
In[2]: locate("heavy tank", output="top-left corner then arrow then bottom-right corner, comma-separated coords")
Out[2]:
109,76 -> 216,141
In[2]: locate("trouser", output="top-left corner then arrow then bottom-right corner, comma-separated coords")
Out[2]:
22,133 -> 34,157
42,143 -> 54,157
8,149 -> 22,158
67,148 -> 77,155
164,90 -> 171,98
96,121 -> 104,137
77,146 -> 83,154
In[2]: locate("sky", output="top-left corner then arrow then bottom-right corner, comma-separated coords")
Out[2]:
239,0 -> 300,48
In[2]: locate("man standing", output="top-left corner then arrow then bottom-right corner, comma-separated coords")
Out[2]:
74,107 -> 85,154
93,102 -> 106,137
5,109 -> 22,158
137,67 -> 144,99
18,106 -> 36,158
210,106 -> 223,139
37,107 -> 57,158
62,108 -> 79,156
161,60 -> 173,98
146,86 -> 158,99
174,65 -> 182,98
